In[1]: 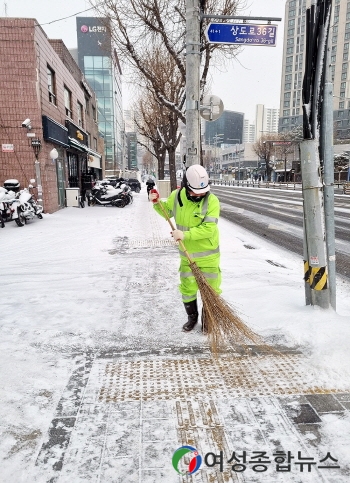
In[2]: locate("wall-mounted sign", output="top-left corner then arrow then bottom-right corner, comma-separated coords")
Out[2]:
42,116 -> 69,147
80,25 -> 107,33
65,120 -> 88,145
2,144 -> 14,152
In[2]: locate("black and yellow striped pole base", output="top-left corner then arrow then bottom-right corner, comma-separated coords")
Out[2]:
304,260 -> 328,291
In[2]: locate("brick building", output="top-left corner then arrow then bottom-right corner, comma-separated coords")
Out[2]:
0,18 -> 104,213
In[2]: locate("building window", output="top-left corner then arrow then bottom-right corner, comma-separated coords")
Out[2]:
287,47 -> 294,54
286,56 -> 293,64
346,22 -> 350,30
288,28 -> 294,36
344,52 -> 349,61
342,63 -> 348,71
77,101 -> 83,127
285,74 -> 292,81
285,82 -> 292,90
289,9 -> 296,17
284,92 -> 291,99
283,109 -> 290,116
284,101 -> 290,108
331,55 -> 336,63
286,64 -> 293,73
288,19 -> 295,27
345,32 -> 350,40
85,97 -> 90,118
341,82 -> 347,89
93,137 -> 98,151
47,65 -> 56,105
345,43 -> 349,52
342,72 -> 347,80
64,86 -> 72,118
332,35 -> 338,43
92,105 -> 97,122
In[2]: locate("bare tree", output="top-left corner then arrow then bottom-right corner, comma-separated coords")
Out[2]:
334,152 -> 349,181
252,133 -> 280,181
134,94 -> 168,180
92,0 -> 245,189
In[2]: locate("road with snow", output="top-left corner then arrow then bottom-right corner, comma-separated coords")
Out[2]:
212,185 -> 350,280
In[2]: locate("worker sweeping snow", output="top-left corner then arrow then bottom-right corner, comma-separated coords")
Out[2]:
149,164 -> 221,333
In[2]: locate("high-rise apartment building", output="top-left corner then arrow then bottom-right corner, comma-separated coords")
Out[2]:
279,0 -> 350,139
255,104 -> 279,139
76,17 -> 124,175
243,119 -> 256,143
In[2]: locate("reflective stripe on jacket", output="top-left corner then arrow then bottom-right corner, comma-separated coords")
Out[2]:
153,188 -> 220,263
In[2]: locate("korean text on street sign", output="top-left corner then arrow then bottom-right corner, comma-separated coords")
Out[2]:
206,23 -> 278,47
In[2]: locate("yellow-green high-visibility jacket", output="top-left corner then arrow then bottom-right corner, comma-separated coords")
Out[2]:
154,188 -> 220,266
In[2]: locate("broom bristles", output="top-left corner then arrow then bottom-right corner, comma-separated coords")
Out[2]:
189,261 -> 272,356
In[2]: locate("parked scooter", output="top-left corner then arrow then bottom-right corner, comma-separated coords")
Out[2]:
87,182 -> 126,207
118,183 -> 133,206
8,179 -> 43,227
0,187 -> 15,227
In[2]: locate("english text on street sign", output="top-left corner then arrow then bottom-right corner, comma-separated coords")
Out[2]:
206,23 -> 278,47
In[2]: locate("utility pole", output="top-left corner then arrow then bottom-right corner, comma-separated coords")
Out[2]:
301,0 -> 332,309
185,0 -> 201,167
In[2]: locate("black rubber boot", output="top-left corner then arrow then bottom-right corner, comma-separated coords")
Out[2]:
201,307 -> 208,334
182,300 -> 198,332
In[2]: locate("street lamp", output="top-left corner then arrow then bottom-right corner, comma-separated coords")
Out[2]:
50,148 -> 59,162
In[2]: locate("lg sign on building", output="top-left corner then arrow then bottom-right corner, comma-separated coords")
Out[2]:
81,25 -> 106,33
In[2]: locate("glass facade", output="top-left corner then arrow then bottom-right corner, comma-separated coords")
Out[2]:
83,55 -> 115,170
76,17 -> 124,175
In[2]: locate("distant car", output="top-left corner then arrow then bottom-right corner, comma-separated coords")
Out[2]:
126,178 -> 141,193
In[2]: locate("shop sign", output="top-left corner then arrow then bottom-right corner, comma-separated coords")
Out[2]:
2,144 -> 14,152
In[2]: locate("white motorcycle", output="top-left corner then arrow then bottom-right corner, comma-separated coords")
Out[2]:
11,185 -> 43,227
0,186 -> 18,227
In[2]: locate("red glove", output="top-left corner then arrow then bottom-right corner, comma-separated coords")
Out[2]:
149,188 -> 160,203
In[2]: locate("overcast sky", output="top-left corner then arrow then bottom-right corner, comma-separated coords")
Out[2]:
4,0 -> 286,120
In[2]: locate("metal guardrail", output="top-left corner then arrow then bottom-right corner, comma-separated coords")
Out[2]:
210,179 -> 349,192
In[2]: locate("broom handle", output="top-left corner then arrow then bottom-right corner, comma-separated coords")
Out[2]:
157,200 -> 193,263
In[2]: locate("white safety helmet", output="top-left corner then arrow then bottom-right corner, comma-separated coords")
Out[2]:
185,164 -> 210,194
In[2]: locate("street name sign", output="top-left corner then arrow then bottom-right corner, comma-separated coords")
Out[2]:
205,23 -> 278,46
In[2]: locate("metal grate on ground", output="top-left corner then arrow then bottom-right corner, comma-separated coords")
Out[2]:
128,238 -> 177,249
98,354 -> 348,403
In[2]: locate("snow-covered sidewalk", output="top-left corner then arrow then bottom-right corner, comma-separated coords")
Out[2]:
1,187 -> 350,482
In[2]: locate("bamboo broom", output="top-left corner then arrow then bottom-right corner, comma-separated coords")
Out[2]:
155,195 -> 270,355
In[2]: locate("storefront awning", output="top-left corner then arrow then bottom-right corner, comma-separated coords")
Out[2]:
87,147 -> 102,169
68,137 -> 88,152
